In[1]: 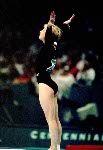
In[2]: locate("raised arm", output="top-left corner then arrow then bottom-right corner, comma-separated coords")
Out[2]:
45,11 -> 57,46
63,14 -> 75,28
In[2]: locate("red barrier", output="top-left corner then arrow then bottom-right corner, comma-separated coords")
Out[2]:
66,145 -> 103,150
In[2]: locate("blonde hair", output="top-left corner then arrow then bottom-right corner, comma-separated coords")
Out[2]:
47,23 -> 63,41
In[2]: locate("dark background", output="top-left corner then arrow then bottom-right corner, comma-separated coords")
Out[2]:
0,0 -> 103,51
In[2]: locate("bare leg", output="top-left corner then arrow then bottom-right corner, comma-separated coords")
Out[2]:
48,94 -> 62,150
38,83 -> 60,150
54,94 -> 62,145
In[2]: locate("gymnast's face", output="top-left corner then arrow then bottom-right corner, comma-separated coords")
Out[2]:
39,24 -> 47,43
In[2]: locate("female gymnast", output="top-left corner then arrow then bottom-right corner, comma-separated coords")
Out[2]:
35,11 -> 75,150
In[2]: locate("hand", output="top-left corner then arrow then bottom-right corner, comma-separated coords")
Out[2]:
63,14 -> 75,28
49,11 -> 56,24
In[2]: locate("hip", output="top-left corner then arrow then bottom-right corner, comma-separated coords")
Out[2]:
36,72 -> 58,95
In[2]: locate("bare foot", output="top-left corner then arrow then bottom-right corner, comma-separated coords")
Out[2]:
48,148 -> 57,150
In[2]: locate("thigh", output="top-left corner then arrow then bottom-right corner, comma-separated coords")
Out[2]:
38,83 -> 57,122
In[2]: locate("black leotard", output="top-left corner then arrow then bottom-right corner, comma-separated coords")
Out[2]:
35,25 -> 58,94
35,24 -> 69,94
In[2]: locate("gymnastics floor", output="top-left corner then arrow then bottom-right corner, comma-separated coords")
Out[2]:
0,148 -> 65,150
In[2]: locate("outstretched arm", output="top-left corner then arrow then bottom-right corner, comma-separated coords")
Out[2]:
63,14 -> 75,28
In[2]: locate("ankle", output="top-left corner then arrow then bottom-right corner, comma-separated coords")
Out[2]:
49,146 -> 57,150
57,144 -> 60,150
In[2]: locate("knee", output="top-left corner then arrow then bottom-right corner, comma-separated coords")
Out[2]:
48,119 -> 58,128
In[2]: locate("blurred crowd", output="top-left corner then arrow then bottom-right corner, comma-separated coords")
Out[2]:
0,27 -> 103,128
0,40 -> 100,98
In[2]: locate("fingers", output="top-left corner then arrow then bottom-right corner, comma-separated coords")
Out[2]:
69,14 -> 75,22
49,11 -> 56,24
50,11 -> 56,20
51,11 -> 56,18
